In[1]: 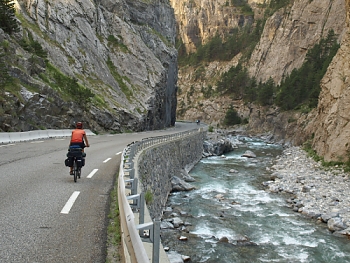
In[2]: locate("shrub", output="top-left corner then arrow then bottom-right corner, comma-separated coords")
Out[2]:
223,106 -> 241,126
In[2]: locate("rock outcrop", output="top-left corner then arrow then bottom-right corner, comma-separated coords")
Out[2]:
248,0 -> 346,84
2,0 -> 178,132
169,0 -> 255,53
303,0 -> 350,162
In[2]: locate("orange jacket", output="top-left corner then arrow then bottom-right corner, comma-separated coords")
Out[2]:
70,129 -> 86,143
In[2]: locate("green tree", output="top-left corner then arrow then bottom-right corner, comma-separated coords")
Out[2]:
223,106 -> 241,126
275,30 -> 339,110
19,31 -> 48,59
257,77 -> 274,106
0,0 -> 19,34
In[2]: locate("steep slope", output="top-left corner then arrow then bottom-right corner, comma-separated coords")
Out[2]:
303,0 -> 350,162
1,0 -> 177,132
248,0 -> 346,83
170,0 -> 255,53
174,0 -> 350,162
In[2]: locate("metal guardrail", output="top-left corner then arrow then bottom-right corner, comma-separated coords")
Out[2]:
118,127 -> 206,263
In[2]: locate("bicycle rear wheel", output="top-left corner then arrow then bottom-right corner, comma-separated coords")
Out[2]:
77,167 -> 81,179
73,160 -> 78,183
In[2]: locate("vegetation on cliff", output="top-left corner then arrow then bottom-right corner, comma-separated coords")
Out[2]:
218,29 -> 339,113
176,0 -> 339,126
0,3 -> 95,109
0,0 -> 17,90
0,0 -> 19,34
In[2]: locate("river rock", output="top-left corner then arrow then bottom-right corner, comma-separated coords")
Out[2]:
328,217 -> 347,232
264,146 -> 350,236
167,251 -> 184,263
218,237 -> 229,243
182,255 -> 191,261
242,150 -> 256,158
215,194 -> 224,200
161,221 -> 175,229
180,169 -> 196,182
172,217 -> 184,228
171,176 -> 195,192
203,138 -> 237,156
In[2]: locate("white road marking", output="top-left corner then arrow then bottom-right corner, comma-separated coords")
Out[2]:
87,169 -> 98,178
61,191 -> 80,214
103,158 -> 112,163
116,152 -> 121,155
30,141 -> 44,143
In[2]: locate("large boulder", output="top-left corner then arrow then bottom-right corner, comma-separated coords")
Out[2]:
203,138 -> 237,156
171,176 -> 195,192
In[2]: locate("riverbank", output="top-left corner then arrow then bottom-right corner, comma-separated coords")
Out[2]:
264,146 -> 350,237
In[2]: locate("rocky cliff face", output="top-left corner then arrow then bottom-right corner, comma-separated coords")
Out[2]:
169,0 -> 255,53
2,0 -> 177,132
174,0 -> 350,162
303,0 -> 350,162
248,0 -> 346,84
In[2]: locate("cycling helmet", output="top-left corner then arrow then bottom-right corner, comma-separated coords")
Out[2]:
76,122 -> 83,129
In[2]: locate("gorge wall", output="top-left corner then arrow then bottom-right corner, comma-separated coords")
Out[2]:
174,0 -> 350,162
1,0 -> 178,133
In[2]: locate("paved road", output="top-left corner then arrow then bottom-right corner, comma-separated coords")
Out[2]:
0,122 -> 200,263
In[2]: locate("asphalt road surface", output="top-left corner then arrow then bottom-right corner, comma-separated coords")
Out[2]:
0,122 -> 200,263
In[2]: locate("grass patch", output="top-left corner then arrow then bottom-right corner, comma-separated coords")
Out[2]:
39,62 -> 94,107
107,35 -> 129,53
106,182 -> 122,263
145,189 -> 153,205
106,57 -> 133,101
303,140 -> 350,172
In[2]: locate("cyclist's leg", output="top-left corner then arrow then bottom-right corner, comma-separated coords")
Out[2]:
69,158 -> 73,175
73,159 -> 78,182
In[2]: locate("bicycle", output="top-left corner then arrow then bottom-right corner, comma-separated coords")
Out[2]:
65,147 -> 86,182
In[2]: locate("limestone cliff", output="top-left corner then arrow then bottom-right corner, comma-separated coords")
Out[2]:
174,0 -> 350,162
303,0 -> 350,162
169,0 -> 255,53
248,0 -> 346,84
1,0 -> 177,132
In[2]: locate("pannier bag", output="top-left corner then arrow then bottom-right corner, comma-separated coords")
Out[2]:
65,148 -> 86,167
76,157 -> 85,167
67,148 -> 83,157
64,157 -> 74,167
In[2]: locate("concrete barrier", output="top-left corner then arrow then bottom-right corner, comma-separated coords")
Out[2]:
38,130 -> 50,139
0,133 -> 10,144
0,129 -> 95,144
9,132 -> 22,143
63,130 -> 72,137
28,130 -> 42,140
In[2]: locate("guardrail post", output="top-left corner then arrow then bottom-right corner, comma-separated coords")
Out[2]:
139,192 -> 145,226
125,177 -> 138,195
136,218 -> 160,263
152,218 -> 160,263
127,194 -> 141,211
124,168 -> 135,179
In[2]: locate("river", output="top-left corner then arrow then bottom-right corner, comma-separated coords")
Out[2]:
161,136 -> 350,263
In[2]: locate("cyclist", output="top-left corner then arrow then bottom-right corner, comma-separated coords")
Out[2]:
68,122 -> 90,175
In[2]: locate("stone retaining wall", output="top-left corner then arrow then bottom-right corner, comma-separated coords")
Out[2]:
137,131 -> 206,219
